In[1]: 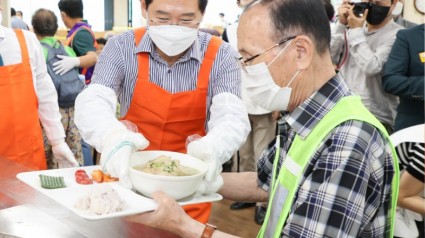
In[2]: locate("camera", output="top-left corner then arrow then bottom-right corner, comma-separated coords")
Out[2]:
349,2 -> 372,17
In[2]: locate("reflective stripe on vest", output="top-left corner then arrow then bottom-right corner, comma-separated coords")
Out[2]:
257,96 -> 399,238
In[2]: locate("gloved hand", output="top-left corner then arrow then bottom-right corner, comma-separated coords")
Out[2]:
186,135 -> 223,195
100,122 -> 149,188
52,141 -> 79,168
53,55 -> 80,76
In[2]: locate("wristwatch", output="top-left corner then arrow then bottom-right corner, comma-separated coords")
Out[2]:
201,223 -> 217,238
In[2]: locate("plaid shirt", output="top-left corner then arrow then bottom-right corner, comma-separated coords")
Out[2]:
257,74 -> 395,237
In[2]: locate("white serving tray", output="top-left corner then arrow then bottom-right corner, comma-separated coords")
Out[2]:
16,166 -> 222,220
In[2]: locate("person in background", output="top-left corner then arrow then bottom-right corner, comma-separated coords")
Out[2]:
223,0 -> 277,226
32,8 -> 84,168
383,25 -> 424,237
383,24 -> 424,131
390,124 -> 424,238
57,0 -> 98,166
15,10 -> 30,29
330,0 -> 403,134
75,0 -> 250,225
124,0 -> 399,237
96,37 -> 107,55
0,3 -> 78,170
16,10 -> 23,18
218,12 -> 229,29
392,0 -> 417,28
11,8 -> 28,30
56,0 -> 97,84
323,0 -> 335,24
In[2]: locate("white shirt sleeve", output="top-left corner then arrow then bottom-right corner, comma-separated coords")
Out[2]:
330,22 -> 347,65
346,26 -> 398,75
206,92 -> 250,164
74,84 -> 120,151
25,31 -> 65,143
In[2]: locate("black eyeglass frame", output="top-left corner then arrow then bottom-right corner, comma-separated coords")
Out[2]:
237,36 -> 297,66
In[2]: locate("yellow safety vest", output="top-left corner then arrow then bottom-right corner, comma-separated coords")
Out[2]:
257,96 -> 399,238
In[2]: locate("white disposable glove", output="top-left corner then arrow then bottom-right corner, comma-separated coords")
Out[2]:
53,55 -> 80,76
52,141 -> 79,168
100,122 -> 149,188
187,135 -> 223,195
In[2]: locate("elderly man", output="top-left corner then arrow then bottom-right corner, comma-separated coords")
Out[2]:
10,8 -> 29,30
125,0 -> 399,237
223,0 -> 277,224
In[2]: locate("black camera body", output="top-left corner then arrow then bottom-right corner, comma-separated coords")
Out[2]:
351,2 -> 372,17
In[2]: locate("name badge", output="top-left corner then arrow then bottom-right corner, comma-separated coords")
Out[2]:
420,52 -> 425,63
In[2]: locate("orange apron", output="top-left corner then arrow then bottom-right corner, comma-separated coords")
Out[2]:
0,30 -> 46,170
122,28 -> 222,223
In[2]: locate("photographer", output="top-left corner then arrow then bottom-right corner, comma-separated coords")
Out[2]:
330,0 -> 403,134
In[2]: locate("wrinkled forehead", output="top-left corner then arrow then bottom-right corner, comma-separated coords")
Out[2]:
238,3 -> 274,38
237,3 -> 276,52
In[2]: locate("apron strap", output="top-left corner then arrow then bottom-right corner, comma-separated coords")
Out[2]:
14,30 -> 30,62
197,36 -> 222,89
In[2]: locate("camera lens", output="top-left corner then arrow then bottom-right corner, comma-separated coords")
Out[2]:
353,2 -> 370,17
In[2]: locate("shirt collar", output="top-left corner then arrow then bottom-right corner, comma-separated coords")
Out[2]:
280,73 -> 353,139
40,36 -> 57,45
364,18 -> 395,35
135,31 -> 202,63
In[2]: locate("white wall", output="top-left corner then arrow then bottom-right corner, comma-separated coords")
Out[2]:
1,0 -> 11,27
131,0 -> 242,28
404,0 -> 425,24
9,0 -> 252,31
113,0 -> 127,28
202,0 -> 241,27
10,0 -> 105,31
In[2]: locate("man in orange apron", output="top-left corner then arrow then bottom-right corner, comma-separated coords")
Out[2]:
74,0 -> 250,224
0,9 -> 79,170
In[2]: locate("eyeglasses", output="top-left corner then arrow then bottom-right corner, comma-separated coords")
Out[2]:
238,36 -> 297,71
149,18 -> 200,28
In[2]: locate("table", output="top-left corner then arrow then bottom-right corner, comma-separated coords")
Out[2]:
0,157 -> 179,238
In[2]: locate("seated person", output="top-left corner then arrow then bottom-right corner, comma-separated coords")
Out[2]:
390,124 -> 425,238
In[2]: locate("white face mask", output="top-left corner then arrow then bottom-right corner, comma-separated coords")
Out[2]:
147,22 -> 198,56
242,40 -> 299,111
392,2 -> 404,17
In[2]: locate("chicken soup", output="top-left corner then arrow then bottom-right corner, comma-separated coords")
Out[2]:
133,155 -> 200,176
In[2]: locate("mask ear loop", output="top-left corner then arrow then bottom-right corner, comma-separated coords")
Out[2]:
286,70 -> 300,87
146,12 -> 151,29
267,39 -> 294,67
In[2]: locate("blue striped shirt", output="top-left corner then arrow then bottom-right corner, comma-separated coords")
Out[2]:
91,30 -> 241,118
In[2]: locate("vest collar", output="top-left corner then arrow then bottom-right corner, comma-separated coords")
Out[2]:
282,73 -> 353,139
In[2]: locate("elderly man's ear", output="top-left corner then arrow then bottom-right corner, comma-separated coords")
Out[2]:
294,36 -> 314,71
